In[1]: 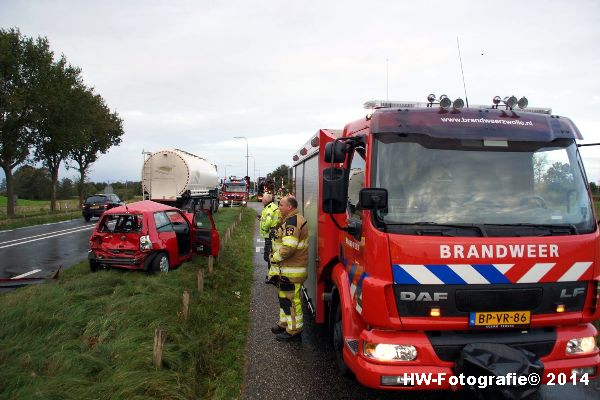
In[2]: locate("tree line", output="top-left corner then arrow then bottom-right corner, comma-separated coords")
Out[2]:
0,166 -> 140,202
1,28 -> 124,216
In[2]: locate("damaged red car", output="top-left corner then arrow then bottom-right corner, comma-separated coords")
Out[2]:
88,200 -> 219,272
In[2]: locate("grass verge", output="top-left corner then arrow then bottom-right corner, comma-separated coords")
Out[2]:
0,207 -> 256,400
0,210 -> 82,231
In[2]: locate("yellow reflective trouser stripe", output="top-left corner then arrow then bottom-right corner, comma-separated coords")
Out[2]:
297,240 -> 308,249
268,264 -> 279,278
278,284 -> 303,334
280,267 -> 306,275
282,236 -> 298,247
272,252 -> 283,262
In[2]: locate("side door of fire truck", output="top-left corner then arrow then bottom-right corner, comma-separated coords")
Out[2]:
343,147 -> 367,310
192,207 -> 220,257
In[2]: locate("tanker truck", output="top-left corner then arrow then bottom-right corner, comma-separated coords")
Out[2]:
142,149 -> 220,213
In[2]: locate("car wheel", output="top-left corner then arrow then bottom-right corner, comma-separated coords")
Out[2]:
153,253 -> 170,273
90,260 -> 99,272
333,302 -> 351,377
84,215 -> 91,222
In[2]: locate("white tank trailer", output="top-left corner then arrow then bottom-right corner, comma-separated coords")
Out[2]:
142,149 -> 219,211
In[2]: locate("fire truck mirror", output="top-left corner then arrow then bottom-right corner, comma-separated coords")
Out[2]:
359,188 -> 388,210
324,141 -> 348,163
322,167 -> 349,214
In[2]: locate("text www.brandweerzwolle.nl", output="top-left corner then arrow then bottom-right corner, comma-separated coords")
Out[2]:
440,117 -> 533,126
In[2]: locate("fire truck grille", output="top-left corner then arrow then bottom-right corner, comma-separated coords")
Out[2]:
426,328 -> 556,362
455,288 -> 542,312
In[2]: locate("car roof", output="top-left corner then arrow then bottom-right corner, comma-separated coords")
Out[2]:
104,200 -> 180,215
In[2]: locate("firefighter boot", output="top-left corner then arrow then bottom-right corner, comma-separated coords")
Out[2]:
271,325 -> 286,334
275,331 -> 302,342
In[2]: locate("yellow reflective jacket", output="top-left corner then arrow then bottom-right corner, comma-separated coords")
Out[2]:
271,209 -> 308,283
259,202 -> 281,238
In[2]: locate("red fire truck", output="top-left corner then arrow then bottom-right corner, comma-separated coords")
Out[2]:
291,96 -> 599,394
219,176 -> 248,207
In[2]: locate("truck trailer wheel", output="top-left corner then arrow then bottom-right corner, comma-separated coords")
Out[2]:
333,303 -> 351,377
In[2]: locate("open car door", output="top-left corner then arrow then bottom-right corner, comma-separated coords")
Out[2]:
192,209 -> 220,257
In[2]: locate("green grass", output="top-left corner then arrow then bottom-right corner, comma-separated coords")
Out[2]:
0,211 -> 82,231
0,207 -> 256,400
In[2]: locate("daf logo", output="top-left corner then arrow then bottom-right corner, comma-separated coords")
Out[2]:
400,291 -> 448,302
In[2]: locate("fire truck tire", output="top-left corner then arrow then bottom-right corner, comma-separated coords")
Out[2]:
333,303 -> 351,377
152,253 -> 170,273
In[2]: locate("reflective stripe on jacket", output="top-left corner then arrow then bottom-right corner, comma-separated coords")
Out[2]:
271,209 -> 308,283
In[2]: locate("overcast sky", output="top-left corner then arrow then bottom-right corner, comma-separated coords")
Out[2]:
2,0 -> 599,184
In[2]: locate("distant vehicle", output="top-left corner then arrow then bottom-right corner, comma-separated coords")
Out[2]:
219,176 -> 248,207
82,194 -> 124,222
142,149 -> 220,213
88,200 -> 219,273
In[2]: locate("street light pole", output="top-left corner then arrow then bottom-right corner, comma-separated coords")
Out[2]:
222,164 -> 232,179
248,155 -> 256,193
233,136 -> 248,180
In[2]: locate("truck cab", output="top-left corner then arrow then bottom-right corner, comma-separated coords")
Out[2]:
292,97 -> 599,392
219,176 -> 249,207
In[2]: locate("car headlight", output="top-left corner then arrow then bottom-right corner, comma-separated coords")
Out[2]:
139,235 -> 152,251
566,337 -> 596,355
363,342 -> 417,361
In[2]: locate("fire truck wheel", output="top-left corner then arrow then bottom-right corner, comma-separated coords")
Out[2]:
333,303 -> 351,377
153,253 -> 170,273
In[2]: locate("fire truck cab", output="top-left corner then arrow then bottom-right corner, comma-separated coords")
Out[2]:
291,96 -> 599,393
219,176 -> 248,207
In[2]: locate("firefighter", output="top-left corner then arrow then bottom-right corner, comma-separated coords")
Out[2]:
259,193 -> 281,283
270,195 -> 308,341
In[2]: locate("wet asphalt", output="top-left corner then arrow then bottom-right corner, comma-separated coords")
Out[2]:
242,203 -> 600,400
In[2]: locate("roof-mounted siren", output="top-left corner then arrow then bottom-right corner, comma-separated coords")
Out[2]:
439,95 -> 452,111
293,154 -> 299,162
503,95 -> 518,109
427,94 -> 463,111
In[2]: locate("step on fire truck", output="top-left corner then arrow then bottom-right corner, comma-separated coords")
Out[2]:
291,95 -> 599,395
219,176 -> 249,207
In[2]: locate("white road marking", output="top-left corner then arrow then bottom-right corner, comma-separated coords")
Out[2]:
11,269 -> 42,279
256,238 -> 264,243
0,225 -> 91,246
256,247 -> 263,253
0,226 -> 94,249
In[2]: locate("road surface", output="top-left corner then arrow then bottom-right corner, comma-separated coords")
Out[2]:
0,218 -> 94,284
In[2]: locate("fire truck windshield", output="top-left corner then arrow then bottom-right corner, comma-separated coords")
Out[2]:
224,184 -> 246,192
373,135 -> 596,236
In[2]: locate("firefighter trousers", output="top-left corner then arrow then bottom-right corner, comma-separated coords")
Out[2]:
277,281 -> 303,335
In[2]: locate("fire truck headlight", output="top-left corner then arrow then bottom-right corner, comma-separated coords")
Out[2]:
363,342 -> 417,361
566,337 -> 596,355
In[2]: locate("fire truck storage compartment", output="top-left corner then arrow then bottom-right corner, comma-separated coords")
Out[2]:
294,152 -> 319,311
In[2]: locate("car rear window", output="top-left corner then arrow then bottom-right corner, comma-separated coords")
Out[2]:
86,196 -> 107,204
99,214 -> 143,233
